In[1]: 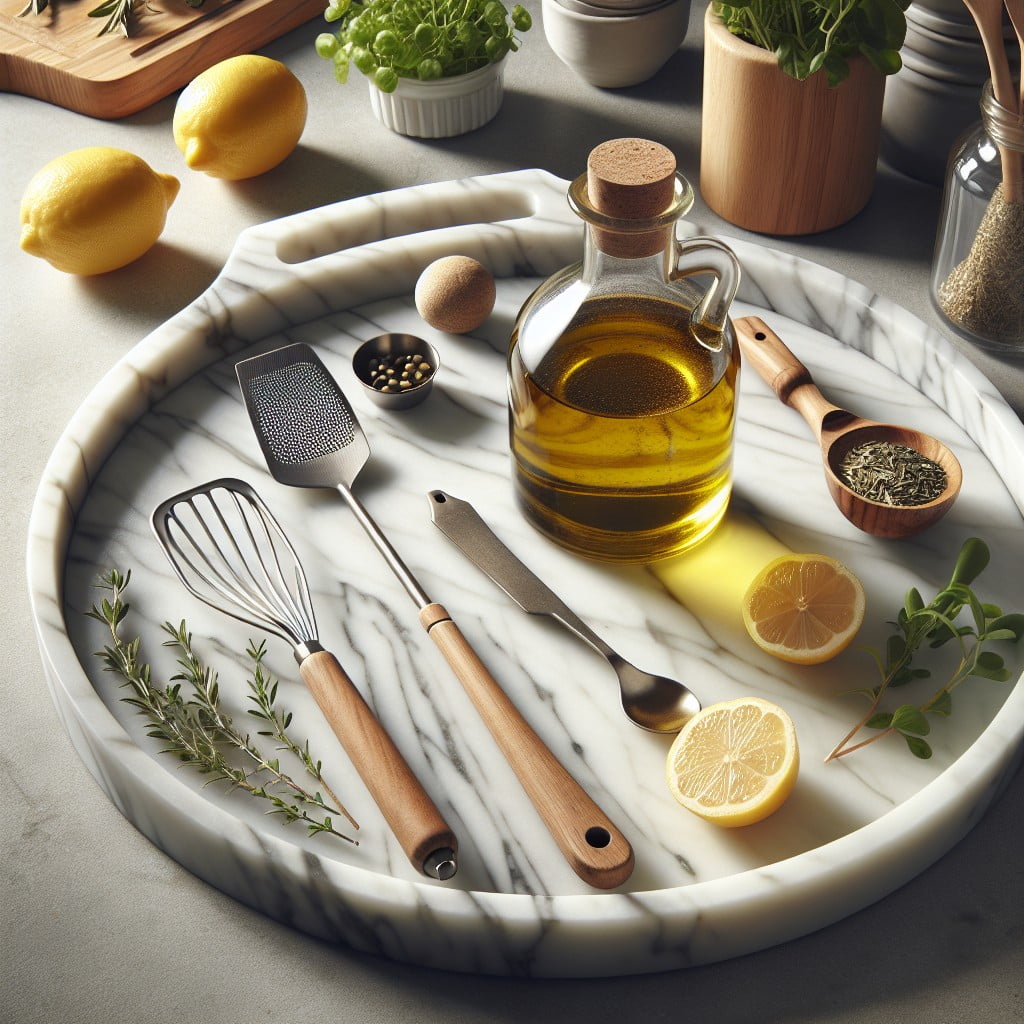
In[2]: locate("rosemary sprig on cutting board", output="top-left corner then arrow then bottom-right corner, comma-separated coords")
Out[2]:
88,569 -> 359,843
20,0 -> 206,37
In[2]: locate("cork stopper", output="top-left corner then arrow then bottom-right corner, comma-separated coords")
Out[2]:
585,138 -> 677,258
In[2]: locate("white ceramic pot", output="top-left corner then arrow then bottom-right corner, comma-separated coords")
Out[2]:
541,0 -> 692,87
367,60 -> 505,138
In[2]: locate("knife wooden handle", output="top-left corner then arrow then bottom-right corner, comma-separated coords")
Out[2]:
300,650 -> 458,878
418,603 -> 635,890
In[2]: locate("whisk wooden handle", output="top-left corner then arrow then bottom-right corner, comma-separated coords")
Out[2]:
299,650 -> 458,876
418,603 -> 635,890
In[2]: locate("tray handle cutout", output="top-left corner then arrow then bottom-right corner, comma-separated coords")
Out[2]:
273,177 -> 545,266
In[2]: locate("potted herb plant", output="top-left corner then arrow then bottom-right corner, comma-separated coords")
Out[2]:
315,0 -> 532,138
700,0 -> 910,235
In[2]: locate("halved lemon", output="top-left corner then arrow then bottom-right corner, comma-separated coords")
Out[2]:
666,696 -> 799,827
741,553 -> 865,665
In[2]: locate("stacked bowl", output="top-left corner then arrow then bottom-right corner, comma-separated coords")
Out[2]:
542,0 -> 692,87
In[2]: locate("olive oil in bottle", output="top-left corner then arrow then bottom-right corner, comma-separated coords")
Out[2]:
506,138 -> 741,563
510,295 -> 739,562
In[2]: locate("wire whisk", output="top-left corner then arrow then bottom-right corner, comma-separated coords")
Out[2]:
151,478 -> 458,881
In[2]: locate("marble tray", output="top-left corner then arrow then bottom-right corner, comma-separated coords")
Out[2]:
27,170 -> 1024,977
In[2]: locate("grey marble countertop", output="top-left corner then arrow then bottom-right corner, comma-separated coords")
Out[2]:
3,2 -> 1023,1021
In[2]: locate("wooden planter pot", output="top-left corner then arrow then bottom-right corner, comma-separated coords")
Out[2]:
700,5 -> 887,235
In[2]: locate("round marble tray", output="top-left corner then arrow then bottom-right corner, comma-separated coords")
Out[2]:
27,170 -> 1024,977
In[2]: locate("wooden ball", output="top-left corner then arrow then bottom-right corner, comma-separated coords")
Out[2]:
415,255 -> 496,334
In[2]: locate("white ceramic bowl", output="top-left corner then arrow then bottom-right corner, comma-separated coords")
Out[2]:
560,0 -> 674,12
542,0 -> 691,87
367,60 -> 504,138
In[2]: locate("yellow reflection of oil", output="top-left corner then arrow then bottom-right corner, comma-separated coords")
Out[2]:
652,508 -> 790,634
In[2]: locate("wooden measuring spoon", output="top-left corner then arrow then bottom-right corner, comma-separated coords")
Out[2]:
1004,0 -> 1024,116
734,317 -> 963,539
963,0 -> 1022,199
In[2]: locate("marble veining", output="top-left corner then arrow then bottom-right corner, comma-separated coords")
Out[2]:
26,169 -> 1024,977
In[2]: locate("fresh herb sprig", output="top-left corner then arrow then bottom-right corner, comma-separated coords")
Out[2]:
20,0 -> 205,37
88,0 -> 140,37
826,538 -> 1024,761
315,0 -> 532,92
88,570 -> 358,843
713,0 -> 910,87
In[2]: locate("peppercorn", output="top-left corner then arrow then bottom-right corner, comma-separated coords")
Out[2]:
367,351 -> 435,393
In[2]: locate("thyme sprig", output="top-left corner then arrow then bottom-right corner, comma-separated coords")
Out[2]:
88,569 -> 358,843
244,638 -> 349,819
826,538 -> 1024,761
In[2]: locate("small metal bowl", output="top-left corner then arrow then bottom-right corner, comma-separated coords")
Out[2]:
352,333 -> 439,411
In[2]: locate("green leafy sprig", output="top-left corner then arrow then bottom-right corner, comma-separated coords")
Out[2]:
826,538 -> 1024,761
88,570 -> 359,843
20,0 -> 205,37
314,0 -> 532,92
712,0 -> 910,87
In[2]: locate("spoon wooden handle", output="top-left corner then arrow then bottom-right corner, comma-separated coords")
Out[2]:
962,0 -> 1022,201
418,602 -> 635,890
1004,0 -> 1024,115
734,316 -> 850,441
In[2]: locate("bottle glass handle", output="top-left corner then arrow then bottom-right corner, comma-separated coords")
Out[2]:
671,236 -> 741,336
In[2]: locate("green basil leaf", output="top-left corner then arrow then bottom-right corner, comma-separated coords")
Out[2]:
863,46 -> 902,75
892,704 -> 930,736
951,537 -> 990,588
904,587 -> 925,616
987,613 -> 1024,641
905,735 -> 933,759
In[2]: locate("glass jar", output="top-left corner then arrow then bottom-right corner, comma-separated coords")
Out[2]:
931,80 -> 1024,352
507,141 -> 741,563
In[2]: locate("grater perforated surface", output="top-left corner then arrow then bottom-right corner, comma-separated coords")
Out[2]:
249,361 -> 358,466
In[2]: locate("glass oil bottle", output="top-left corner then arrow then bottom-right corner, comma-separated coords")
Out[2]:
508,139 -> 742,563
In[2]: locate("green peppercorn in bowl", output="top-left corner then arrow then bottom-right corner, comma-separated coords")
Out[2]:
353,333 -> 440,410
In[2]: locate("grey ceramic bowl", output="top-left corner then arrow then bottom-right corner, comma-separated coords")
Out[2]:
542,0 -> 691,87
352,333 -> 439,410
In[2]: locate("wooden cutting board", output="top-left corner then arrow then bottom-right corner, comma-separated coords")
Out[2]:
0,0 -> 324,119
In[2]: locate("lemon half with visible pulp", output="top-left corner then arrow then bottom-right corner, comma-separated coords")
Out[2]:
19,147 -> 179,276
173,54 -> 307,180
742,552 -> 866,665
666,696 -> 799,827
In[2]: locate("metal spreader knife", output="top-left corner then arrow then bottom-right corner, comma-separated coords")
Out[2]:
428,490 -> 700,735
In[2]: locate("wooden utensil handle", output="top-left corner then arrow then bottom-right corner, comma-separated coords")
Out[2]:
734,316 -> 843,436
418,603 -> 635,890
300,650 -> 457,875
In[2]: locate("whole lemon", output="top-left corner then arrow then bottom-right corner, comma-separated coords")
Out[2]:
173,55 -> 307,180
19,147 -> 180,276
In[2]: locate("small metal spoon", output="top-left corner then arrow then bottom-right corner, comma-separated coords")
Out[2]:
429,490 -> 701,733
734,317 -> 963,539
